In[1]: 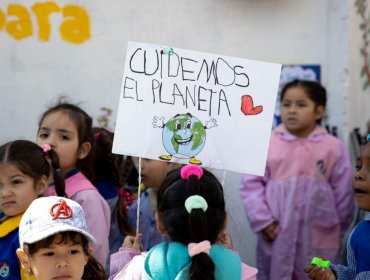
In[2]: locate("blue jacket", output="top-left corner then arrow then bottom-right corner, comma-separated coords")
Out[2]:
0,215 -> 22,280
331,212 -> 370,279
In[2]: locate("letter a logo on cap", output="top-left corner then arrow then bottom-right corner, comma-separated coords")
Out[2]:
50,200 -> 73,220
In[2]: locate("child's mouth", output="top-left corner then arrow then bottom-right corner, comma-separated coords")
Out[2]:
354,188 -> 368,194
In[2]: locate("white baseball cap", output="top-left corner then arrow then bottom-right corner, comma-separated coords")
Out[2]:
19,196 -> 96,248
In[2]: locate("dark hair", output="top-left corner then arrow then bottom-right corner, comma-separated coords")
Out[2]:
157,167 -> 226,280
38,102 -> 95,182
92,127 -> 134,235
24,231 -> 106,280
0,140 -> 65,196
280,79 -> 327,124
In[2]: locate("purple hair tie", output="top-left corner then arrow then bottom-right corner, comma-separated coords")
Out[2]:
181,164 -> 203,180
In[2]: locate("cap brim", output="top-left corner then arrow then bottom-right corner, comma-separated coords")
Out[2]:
21,223 -> 96,248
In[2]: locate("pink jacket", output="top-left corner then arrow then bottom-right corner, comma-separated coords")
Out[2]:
239,124 -> 354,280
45,171 -> 111,268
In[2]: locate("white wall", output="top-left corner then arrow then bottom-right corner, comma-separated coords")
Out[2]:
347,1 -> 370,138
0,0 -> 350,141
0,0 -> 354,266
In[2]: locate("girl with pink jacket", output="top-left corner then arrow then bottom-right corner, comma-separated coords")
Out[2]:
239,80 -> 354,280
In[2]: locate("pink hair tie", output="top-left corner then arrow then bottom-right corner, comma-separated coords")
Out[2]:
188,240 -> 211,257
42,144 -> 51,155
181,164 -> 203,180
94,132 -> 101,140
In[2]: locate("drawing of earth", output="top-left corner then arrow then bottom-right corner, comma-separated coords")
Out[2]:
162,113 -> 206,159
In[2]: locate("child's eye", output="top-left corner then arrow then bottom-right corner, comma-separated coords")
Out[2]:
60,135 -> 70,140
38,133 -> 49,139
12,179 -> 23,185
68,249 -> 81,255
42,252 -> 55,257
298,103 -> 307,107
355,163 -> 362,171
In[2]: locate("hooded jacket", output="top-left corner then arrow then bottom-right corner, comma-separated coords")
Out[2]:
239,124 -> 354,280
109,242 -> 257,279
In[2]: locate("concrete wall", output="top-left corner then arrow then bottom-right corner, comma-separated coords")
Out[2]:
0,0 -> 357,266
347,1 -> 370,138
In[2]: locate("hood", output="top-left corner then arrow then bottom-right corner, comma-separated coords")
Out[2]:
143,242 -> 242,280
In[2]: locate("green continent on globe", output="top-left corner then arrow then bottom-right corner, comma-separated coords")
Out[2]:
191,121 -> 205,150
166,118 -> 179,153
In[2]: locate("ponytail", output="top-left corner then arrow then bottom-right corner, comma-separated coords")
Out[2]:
157,165 -> 226,280
187,180 -> 215,280
45,148 -> 66,197
190,253 -> 215,280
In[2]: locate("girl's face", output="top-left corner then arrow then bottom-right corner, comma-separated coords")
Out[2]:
353,143 -> 370,211
17,234 -> 90,280
133,158 -> 179,190
280,87 -> 324,138
37,111 -> 90,175
0,164 -> 47,216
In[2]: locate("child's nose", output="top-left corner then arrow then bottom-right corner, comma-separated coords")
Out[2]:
354,170 -> 366,181
288,105 -> 296,112
46,135 -> 57,149
55,257 -> 69,268
0,187 -> 13,197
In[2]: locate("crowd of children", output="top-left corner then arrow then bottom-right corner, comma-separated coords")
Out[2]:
1,79 -> 368,279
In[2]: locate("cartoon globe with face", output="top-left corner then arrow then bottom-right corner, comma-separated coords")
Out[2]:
152,113 -> 217,165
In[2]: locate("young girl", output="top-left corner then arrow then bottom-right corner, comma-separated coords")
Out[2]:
305,138 -> 370,279
16,196 -> 106,280
36,102 -> 111,268
127,157 -> 180,250
0,140 -> 63,279
239,79 -> 354,280
110,164 -> 258,280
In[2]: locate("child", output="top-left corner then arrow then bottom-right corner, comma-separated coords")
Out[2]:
92,127 -> 135,269
0,140 -> 63,279
36,102 -> 111,268
127,157 -> 180,250
304,138 -> 370,279
16,196 -> 106,280
109,164 -> 258,279
239,79 -> 354,280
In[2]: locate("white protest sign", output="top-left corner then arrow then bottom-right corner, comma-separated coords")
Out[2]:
113,42 -> 281,175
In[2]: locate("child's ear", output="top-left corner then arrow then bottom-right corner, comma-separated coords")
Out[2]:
88,246 -> 93,255
155,212 -> 166,234
314,105 -> 325,121
78,142 -> 91,160
16,249 -> 32,275
36,175 -> 48,196
84,246 -> 93,264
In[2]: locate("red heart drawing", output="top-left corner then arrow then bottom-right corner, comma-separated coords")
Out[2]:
241,95 -> 263,115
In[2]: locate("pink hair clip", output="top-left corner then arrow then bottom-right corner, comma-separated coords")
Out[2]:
188,240 -> 211,257
42,144 -> 51,155
94,132 -> 101,140
181,164 -> 203,180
